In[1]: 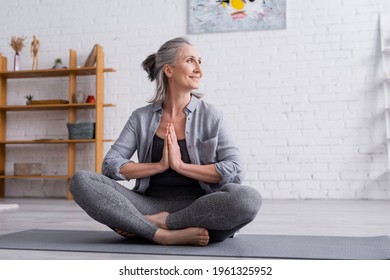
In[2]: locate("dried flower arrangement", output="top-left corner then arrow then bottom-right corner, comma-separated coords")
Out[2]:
9,36 -> 26,53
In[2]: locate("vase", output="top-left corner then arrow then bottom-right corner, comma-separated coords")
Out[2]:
14,52 -> 20,71
74,91 -> 84,103
86,95 -> 96,103
54,62 -> 62,69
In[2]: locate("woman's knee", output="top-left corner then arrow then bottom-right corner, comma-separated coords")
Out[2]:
224,184 -> 262,221
70,170 -> 96,196
241,186 -> 262,220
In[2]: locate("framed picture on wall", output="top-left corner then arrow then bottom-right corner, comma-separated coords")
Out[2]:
188,0 -> 286,34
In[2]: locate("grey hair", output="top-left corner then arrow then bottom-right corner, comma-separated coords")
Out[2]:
142,36 -> 202,103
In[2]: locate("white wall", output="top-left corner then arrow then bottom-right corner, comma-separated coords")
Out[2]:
1,0 -> 390,199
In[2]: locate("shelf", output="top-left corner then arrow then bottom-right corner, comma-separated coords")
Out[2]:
0,45 -> 113,199
0,103 -> 115,111
0,175 -> 70,179
0,139 -> 114,144
0,67 -> 116,79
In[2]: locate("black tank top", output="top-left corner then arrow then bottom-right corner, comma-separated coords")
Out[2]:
146,135 -> 204,198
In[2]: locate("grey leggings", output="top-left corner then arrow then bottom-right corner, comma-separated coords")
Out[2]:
70,170 -> 262,242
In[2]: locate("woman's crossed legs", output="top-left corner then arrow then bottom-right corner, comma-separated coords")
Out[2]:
70,171 -> 261,246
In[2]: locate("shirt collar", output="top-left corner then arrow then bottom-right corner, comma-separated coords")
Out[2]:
152,94 -> 200,113
152,101 -> 162,113
185,94 -> 200,113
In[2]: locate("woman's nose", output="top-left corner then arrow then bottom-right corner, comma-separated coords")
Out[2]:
194,62 -> 201,73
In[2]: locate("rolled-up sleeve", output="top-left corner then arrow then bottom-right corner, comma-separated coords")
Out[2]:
213,116 -> 245,185
102,115 -> 137,180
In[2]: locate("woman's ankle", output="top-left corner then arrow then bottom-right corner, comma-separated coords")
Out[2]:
146,211 -> 169,229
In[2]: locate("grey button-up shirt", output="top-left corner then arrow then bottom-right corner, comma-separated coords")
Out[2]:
102,96 -> 245,194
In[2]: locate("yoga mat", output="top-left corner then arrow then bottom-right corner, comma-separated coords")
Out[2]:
0,229 -> 389,259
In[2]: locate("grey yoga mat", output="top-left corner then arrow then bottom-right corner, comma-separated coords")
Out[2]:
0,229 -> 389,259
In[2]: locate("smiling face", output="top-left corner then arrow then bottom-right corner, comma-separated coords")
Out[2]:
164,44 -> 203,92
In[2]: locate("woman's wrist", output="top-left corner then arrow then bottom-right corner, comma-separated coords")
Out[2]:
157,160 -> 169,173
172,162 -> 221,184
119,161 -> 169,179
170,159 -> 184,173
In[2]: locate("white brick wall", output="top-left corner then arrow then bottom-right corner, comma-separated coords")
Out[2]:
1,0 -> 390,199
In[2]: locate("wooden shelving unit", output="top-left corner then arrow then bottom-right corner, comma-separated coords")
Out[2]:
0,45 -> 115,199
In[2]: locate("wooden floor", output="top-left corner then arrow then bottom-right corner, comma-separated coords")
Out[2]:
0,198 -> 389,260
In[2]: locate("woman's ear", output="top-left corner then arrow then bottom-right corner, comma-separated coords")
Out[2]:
163,64 -> 173,78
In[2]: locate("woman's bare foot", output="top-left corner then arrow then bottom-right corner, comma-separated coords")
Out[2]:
145,211 -> 169,229
114,228 -> 138,239
153,228 -> 209,246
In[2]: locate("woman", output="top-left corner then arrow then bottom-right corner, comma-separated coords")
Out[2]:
70,37 -> 262,246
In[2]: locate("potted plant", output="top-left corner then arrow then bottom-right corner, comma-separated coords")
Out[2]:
53,58 -> 63,69
25,94 -> 33,105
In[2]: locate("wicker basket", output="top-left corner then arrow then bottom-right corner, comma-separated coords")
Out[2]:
67,122 -> 95,139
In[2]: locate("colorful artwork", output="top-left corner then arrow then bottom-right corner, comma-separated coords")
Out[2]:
188,0 -> 286,33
